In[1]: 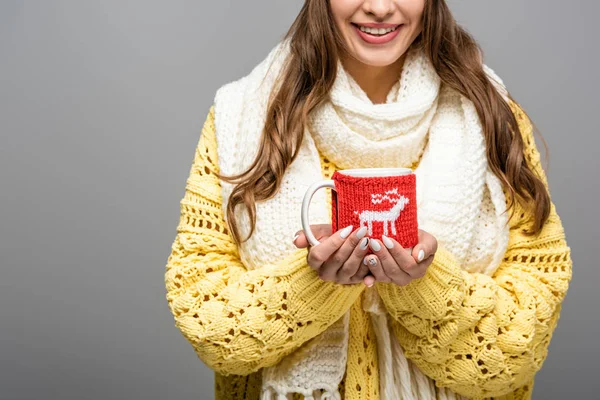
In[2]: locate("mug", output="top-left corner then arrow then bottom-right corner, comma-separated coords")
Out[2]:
301,168 -> 419,249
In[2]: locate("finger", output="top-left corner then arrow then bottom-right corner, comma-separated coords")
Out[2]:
321,227 -> 367,282
336,234 -> 370,282
363,274 -> 375,287
369,239 -> 412,285
409,254 -> 433,279
293,232 -> 308,248
331,226 -> 368,271
410,229 -> 438,263
294,224 -> 333,248
346,257 -> 370,284
381,235 -> 416,265
349,261 -> 375,287
308,224 -> 354,271
363,254 -> 391,283
381,235 -> 427,279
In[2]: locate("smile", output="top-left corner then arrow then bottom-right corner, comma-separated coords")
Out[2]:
351,23 -> 403,44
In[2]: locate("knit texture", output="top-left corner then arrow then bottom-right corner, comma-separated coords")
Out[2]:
330,172 -> 418,249
164,100 -> 572,399
209,38 -> 515,399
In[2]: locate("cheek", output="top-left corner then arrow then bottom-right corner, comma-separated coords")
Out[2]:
396,1 -> 425,41
329,0 -> 361,25
329,0 -> 346,20
403,0 -> 426,24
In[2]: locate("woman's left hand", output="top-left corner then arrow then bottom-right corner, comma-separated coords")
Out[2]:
364,229 -> 438,286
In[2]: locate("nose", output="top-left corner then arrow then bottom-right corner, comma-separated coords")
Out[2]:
362,0 -> 395,19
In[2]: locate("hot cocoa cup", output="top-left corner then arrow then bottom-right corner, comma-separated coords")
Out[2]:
301,168 -> 418,250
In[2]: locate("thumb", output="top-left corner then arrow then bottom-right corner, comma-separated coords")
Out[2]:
411,229 -> 435,263
412,245 -> 425,263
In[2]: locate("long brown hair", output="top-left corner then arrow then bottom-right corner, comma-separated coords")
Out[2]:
218,0 -> 551,246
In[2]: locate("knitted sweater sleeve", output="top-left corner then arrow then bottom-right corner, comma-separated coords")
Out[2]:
164,105 -> 364,376
376,101 -> 573,398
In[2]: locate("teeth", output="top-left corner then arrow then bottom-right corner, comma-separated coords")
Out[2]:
358,25 -> 398,35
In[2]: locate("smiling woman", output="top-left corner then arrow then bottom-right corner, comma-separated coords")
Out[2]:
164,1 -> 572,399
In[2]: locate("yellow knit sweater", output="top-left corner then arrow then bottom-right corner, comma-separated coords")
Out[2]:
164,100 -> 572,400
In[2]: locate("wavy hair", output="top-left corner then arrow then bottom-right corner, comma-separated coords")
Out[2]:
218,0 -> 551,245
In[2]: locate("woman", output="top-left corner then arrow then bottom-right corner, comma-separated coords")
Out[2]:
164,0 -> 573,399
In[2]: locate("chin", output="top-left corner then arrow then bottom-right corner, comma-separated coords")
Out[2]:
354,51 -> 405,68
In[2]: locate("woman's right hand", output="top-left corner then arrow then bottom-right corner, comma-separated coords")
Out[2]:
293,224 -> 375,287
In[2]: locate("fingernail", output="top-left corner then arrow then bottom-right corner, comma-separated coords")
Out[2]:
367,282 -> 374,288
356,226 -> 368,239
381,235 -> 394,249
359,237 -> 369,250
367,257 -> 377,267
293,234 -> 299,243
369,239 -> 381,252
340,225 -> 353,239
363,256 -> 368,265
418,249 -> 425,262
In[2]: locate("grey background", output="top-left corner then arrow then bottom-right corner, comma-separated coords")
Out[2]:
1,1 -> 597,399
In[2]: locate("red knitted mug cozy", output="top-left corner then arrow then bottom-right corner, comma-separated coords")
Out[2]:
331,171 -> 418,250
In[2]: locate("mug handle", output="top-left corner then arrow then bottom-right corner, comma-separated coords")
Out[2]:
301,180 -> 336,247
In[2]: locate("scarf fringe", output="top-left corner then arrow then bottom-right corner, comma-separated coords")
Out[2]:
391,330 -> 419,399
412,361 -> 436,399
261,388 -> 341,400
371,312 -> 397,399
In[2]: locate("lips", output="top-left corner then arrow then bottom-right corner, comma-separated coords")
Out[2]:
351,23 -> 403,45
352,22 -> 402,29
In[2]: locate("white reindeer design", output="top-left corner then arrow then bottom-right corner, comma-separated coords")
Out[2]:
353,188 -> 409,236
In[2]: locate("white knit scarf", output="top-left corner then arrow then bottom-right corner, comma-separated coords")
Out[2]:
213,38 -> 510,400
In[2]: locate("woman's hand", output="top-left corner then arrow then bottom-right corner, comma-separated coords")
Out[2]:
363,229 -> 438,286
293,224 -> 375,287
